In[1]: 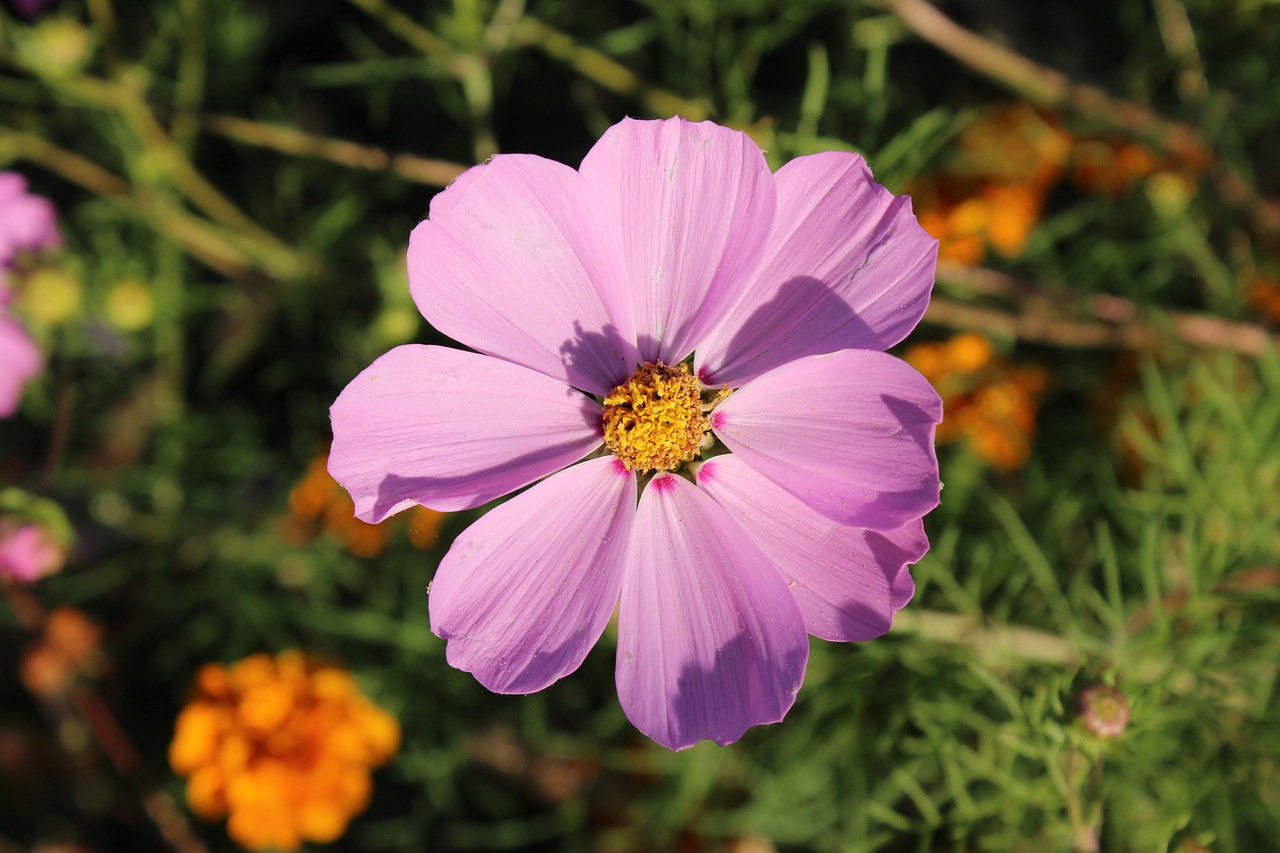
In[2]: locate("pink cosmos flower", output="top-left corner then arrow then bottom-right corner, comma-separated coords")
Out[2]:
0,172 -> 59,417
330,117 -> 942,750
0,520 -> 65,584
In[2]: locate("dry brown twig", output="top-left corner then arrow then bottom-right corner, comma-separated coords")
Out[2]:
200,113 -> 468,187
880,0 -> 1280,239
928,262 -> 1278,356
0,128 -> 316,281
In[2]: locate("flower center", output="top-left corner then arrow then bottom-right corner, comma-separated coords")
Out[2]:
602,361 -> 710,473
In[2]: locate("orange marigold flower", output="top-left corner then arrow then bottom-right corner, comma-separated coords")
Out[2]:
1244,274 -> 1280,325
980,183 -> 1042,259
904,334 -> 1047,470
913,191 -> 989,267
286,454 -> 446,556
911,178 -> 1045,267
1069,138 -> 1204,204
945,333 -> 994,374
954,103 -> 1070,189
19,607 -> 102,700
405,505 -> 446,548
939,232 -> 987,267
170,652 -> 400,851
911,103 -> 1068,266
288,456 -> 390,557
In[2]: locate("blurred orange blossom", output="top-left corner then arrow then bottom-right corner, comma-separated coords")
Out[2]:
906,333 -> 1047,470
169,651 -> 400,851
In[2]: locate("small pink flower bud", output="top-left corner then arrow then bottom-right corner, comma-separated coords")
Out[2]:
1078,684 -> 1130,739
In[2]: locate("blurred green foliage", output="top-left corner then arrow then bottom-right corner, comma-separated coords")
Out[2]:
2,0 -> 1279,851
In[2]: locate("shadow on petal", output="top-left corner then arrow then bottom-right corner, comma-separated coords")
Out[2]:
818,528 -> 920,640
559,321 -> 653,390
881,392 -> 943,457
699,274 -> 875,387
661,629 -> 810,750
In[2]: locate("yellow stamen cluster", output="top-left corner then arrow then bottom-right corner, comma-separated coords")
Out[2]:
603,361 -> 709,473
168,651 -> 400,852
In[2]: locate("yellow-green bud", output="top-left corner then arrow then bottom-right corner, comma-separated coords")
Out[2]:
104,278 -> 154,332
16,266 -> 82,327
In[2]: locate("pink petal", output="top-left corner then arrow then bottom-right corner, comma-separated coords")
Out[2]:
0,173 -> 61,269
616,473 -> 808,751
0,315 -> 42,418
0,523 -> 64,583
712,349 -> 942,531
329,345 -> 603,521
696,152 -> 937,386
409,155 -> 638,395
429,458 -> 636,694
579,118 -> 776,365
697,455 -> 925,641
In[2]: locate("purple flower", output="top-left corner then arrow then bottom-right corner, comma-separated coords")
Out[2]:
0,172 -> 59,418
330,118 -> 942,750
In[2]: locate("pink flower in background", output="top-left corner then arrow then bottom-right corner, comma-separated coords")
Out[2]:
6,0 -> 58,20
330,117 -> 941,750
0,317 -> 42,418
0,172 -> 61,268
0,520 -> 65,584
0,171 -> 59,417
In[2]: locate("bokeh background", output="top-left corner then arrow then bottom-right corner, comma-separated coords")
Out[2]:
2,0 -> 1279,850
